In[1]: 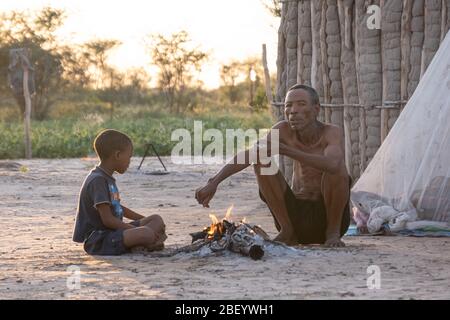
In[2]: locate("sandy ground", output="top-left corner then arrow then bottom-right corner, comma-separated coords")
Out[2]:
0,157 -> 449,300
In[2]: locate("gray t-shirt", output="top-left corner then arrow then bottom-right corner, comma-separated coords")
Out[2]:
73,166 -> 124,243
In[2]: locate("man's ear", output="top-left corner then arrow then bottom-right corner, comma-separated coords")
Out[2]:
314,104 -> 320,115
114,150 -> 121,159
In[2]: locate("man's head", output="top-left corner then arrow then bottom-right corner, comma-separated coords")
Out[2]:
284,84 -> 320,131
93,129 -> 133,174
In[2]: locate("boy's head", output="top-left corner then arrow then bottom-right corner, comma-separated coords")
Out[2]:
93,129 -> 133,174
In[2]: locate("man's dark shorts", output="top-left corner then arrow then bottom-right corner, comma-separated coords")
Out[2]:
259,177 -> 351,245
83,220 -> 140,256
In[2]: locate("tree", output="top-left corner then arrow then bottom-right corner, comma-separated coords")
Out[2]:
83,39 -> 121,89
97,66 -> 124,120
220,61 -> 243,104
262,0 -> 282,17
58,44 -> 93,89
0,7 -> 66,120
121,67 -> 151,104
219,57 -> 267,110
147,31 -> 209,113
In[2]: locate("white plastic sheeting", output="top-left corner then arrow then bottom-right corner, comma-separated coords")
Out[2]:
351,31 -> 450,233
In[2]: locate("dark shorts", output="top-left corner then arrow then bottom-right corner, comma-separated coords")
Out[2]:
84,229 -> 128,256
83,221 -> 140,256
259,177 -> 351,245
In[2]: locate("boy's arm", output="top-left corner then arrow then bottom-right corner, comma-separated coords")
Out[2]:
122,205 -> 145,221
96,204 -> 135,230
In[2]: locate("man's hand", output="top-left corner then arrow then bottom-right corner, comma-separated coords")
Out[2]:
324,235 -> 345,247
195,179 -> 218,208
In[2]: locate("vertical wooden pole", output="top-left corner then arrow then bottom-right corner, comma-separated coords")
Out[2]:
359,107 -> 366,175
262,44 -> 274,108
344,0 -> 353,50
354,1 -> 366,174
343,106 -> 352,177
22,63 -> 32,159
380,106 -> 389,142
380,0 -> 389,143
441,0 -> 448,43
320,0 -> 331,123
401,0 -> 412,113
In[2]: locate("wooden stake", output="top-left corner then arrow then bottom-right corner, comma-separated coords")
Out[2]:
441,0 -> 448,43
337,0 -> 353,178
359,107 -> 366,176
22,61 -> 32,159
297,1 -> 304,84
380,0 -> 388,143
343,106 -> 353,177
320,0 -> 331,123
344,0 -> 353,50
354,1 -> 365,174
262,44 -> 274,109
401,0 -> 412,113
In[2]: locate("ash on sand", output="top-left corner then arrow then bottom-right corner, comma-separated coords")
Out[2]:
193,241 -> 303,259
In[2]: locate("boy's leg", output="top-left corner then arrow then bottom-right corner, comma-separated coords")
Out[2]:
138,214 -> 167,243
123,225 -> 165,251
138,215 -> 165,232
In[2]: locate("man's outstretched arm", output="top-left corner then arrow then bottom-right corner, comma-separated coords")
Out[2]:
195,151 -> 251,207
195,124 -> 283,208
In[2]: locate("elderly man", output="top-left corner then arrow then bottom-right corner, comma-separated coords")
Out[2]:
195,84 -> 350,247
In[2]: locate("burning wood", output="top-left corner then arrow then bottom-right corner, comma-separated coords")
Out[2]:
188,206 -> 269,260
142,206 -> 291,259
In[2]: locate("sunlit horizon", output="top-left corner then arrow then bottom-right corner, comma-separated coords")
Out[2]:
1,0 -> 280,89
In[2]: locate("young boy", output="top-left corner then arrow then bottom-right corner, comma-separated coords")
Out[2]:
73,129 -> 167,255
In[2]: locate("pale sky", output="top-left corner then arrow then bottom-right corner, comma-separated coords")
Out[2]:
1,0 -> 280,89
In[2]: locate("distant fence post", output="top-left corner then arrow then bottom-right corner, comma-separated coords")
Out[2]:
262,44 -> 274,111
9,48 -> 34,159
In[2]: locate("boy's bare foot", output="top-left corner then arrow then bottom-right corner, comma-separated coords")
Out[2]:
130,246 -> 147,254
146,242 -> 164,251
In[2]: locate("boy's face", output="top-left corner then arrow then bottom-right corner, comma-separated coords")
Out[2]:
114,143 -> 133,174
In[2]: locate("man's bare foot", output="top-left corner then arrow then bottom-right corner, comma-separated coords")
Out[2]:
324,237 -> 345,247
273,232 -> 298,246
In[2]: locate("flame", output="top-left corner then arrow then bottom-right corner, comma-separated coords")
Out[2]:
224,205 -> 234,221
209,214 -> 219,225
242,217 -> 248,224
207,214 -> 219,238
204,206 -> 241,240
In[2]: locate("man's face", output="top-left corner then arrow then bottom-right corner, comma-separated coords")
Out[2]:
115,144 -> 133,174
284,89 -> 319,131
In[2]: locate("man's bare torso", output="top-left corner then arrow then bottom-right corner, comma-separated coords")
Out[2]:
278,121 -> 345,201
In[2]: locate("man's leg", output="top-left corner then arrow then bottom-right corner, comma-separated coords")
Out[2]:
254,164 -> 297,245
321,171 -> 349,247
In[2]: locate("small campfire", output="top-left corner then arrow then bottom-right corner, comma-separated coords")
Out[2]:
141,206 -> 292,259
188,206 -> 270,260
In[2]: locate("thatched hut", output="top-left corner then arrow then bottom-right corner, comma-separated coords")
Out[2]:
274,0 -> 450,181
